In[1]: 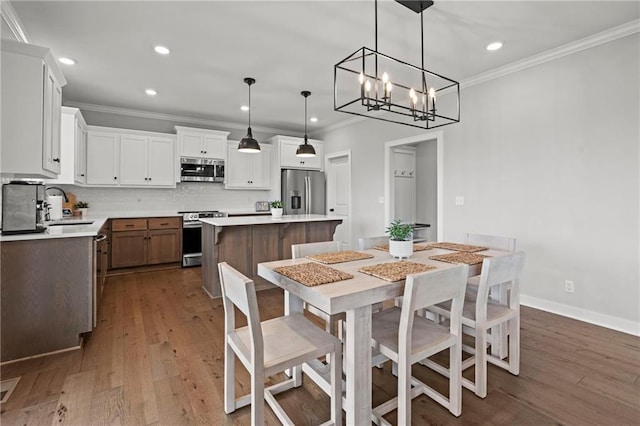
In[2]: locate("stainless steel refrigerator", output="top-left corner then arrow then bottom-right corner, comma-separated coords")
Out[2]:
281,169 -> 325,215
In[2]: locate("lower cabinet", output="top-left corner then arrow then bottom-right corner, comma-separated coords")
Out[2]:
111,217 -> 181,269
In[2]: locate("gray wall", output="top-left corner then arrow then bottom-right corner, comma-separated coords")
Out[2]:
320,34 -> 640,332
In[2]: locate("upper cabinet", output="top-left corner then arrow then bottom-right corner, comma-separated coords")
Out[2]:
267,135 -> 324,171
175,126 -> 229,160
225,141 -> 272,190
1,40 -> 67,178
86,131 -> 120,186
47,107 -> 87,185
86,127 -> 176,188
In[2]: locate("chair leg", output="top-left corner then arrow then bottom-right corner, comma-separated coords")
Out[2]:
397,358 -> 412,425
449,341 -> 462,416
251,369 -> 264,425
330,347 -> 343,426
475,329 -> 488,398
509,315 -> 520,375
224,341 -> 235,414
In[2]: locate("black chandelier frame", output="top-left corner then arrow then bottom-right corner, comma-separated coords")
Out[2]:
334,0 -> 460,130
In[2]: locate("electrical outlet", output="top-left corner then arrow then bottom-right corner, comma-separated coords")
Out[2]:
455,196 -> 464,206
377,196 -> 385,204
564,280 -> 575,293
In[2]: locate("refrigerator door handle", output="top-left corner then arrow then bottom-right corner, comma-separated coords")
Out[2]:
304,176 -> 311,214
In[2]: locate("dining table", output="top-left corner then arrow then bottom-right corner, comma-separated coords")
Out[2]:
257,243 -> 509,425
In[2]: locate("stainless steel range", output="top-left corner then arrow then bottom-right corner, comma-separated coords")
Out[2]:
179,210 -> 226,267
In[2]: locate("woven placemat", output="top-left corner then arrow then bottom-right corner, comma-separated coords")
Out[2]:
358,261 -> 436,282
373,243 -> 432,252
274,262 -> 353,287
429,252 -> 489,265
306,250 -> 374,264
426,242 -> 488,252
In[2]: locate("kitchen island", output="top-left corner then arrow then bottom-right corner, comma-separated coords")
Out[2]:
0,218 -> 107,362
200,214 -> 342,297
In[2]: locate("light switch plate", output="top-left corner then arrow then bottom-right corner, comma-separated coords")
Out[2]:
455,196 -> 464,206
378,196 -> 385,204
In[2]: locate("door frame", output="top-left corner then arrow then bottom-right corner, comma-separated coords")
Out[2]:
384,131 -> 444,241
325,149 -> 352,248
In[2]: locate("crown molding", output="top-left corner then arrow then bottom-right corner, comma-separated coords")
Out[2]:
63,101 -> 294,136
1,1 -> 30,43
462,19 -> 640,90
324,19 -> 640,134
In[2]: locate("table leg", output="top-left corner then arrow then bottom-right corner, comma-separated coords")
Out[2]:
284,290 -> 304,386
345,304 -> 372,425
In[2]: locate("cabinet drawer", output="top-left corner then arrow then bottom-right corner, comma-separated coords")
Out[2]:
148,217 -> 181,230
112,218 -> 148,231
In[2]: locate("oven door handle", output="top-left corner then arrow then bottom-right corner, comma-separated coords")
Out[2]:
182,222 -> 203,228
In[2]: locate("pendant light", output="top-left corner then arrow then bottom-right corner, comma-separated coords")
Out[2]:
296,91 -> 316,157
238,77 -> 260,153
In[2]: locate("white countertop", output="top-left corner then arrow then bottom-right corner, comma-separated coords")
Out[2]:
199,214 -> 343,227
1,217 -> 109,242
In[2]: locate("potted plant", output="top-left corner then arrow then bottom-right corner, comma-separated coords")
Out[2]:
74,201 -> 89,218
385,219 -> 413,259
270,200 -> 284,218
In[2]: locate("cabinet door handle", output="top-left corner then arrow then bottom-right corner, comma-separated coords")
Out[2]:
160,222 -> 169,226
148,177 -> 151,181
53,158 -> 60,163
114,176 -> 117,180
80,174 -> 85,177
125,224 -> 134,227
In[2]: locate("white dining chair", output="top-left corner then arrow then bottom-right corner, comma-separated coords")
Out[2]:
358,235 -> 389,250
219,262 -> 342,425
291,240 -> 345,336
370,264 -> 469,424
424,251 -> 526,398
465,233 -> 517,359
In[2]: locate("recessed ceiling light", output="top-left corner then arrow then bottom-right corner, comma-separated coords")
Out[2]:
58,57 -> 76,65
486,41 -> 503,51
145,89 -> 158,96
309,117 -> 318,123
154,45 -> 170,55
240,105 -> 250,111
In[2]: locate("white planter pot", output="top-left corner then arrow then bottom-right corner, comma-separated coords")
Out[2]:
271,208 -> 283,218
389,239 -> 413,259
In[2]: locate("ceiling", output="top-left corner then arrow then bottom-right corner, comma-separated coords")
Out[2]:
7,1 -> 639,135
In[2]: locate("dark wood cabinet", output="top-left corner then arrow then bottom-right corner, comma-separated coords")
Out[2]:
111,217 -> 181,269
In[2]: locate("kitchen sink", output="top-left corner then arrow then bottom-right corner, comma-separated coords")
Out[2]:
48,220 -> 94,226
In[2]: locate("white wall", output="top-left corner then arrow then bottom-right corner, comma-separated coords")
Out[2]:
320,34 -> 640,334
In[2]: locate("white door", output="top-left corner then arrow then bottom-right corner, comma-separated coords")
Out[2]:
326,152 -> 351,249
86,132 -> 120,185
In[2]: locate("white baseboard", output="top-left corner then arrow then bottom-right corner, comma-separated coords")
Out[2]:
520,295 -> 640,337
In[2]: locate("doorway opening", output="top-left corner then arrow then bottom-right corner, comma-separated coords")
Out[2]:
325,150 -> 352,249
384,131 -> 443,242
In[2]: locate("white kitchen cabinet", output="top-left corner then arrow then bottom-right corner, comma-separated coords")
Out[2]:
1,40 -> 66,178
267,135 -> 324,170
47,107 -> 87,185
86,131 -> 120,185
88,127 -> 175,188
175,126 -> 228,159
225,141 -> 271,190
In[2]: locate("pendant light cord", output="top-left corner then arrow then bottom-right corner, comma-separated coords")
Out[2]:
304,95 -> 308,142
248,83 -> 251,128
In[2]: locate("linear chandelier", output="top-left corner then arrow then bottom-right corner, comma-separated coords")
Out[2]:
334,0 -> 460,129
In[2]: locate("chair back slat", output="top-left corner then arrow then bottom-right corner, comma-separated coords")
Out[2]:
292,240 -> 342,259
476,252 -> 526,319
358,236 -> 389,250
218,262 -> 256,318
403,265 -> 469,314
465,233 -> 516,252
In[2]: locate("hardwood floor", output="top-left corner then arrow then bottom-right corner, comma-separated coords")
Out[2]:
1,267 -> 638,425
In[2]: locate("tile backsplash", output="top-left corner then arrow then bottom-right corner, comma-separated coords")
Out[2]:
57,183 -> 271,215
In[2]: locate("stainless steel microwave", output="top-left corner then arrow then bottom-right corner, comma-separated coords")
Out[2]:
180,157 -> 224,182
